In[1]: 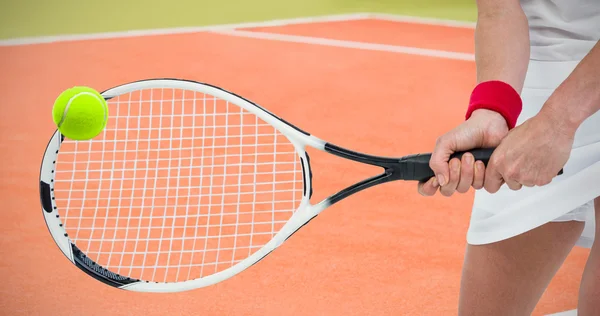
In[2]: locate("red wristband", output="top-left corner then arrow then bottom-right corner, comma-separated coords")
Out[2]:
465,80 -> 522,129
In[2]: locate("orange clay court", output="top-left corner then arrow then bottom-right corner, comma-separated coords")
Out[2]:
0,16 -> 588,315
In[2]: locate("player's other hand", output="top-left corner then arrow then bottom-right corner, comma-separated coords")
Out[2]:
483,109 -> 574,193
418,109 -> 508,197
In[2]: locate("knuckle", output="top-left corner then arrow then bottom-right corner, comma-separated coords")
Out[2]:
440,188 -> 454,197
535,178 -> 552,186
484,184 -> 498,194
457,186 -> 469,194
435,136 -> 446,147
489,153 -> 505,168
521,181 -> 535,187
429,160 -> 437,171
488,159 -> 500,171
504,167 -> 520,180
509,184 -> 522,191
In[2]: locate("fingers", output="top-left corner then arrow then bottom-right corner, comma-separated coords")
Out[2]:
472,161 -> 485,190
440,158 -> 461,196
504,179 -> 523,191
484,157 -> 505,194
456,153 -> 475,193
485,151 -> 524,192
418,177 -> 439,196
420,154 -> 483,197
521,180 -> 536,188
505,168 -> 527,190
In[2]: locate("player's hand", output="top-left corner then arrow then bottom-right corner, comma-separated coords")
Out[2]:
483,109 -> 574,193
418,109 -> 508,197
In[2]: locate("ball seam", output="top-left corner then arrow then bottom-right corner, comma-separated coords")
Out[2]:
57,92 -> 107,128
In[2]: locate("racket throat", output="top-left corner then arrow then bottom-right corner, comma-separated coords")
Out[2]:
326,172 -> 393,206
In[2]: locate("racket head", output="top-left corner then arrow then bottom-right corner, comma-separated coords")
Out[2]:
39,79 -> 324,292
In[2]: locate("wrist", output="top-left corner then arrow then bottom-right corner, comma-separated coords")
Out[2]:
466,81 -> 523,129
470,108 -> 506,122
539,100 -> 581,136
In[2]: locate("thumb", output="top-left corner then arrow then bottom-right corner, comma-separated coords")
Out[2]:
429,136 -> 456,186
430,122 -> 485,186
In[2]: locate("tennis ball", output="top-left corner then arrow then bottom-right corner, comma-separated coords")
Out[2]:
52,86 -> 109,140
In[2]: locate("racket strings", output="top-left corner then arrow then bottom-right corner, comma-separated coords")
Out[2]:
53,87 -> 304,283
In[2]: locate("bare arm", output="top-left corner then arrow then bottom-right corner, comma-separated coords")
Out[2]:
481,40 -> 600,192
421,0 -> 530,194
541,41 -> 600,133
474,0 -> 530,93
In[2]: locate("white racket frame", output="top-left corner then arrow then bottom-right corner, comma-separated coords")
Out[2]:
40,79 -> 331,292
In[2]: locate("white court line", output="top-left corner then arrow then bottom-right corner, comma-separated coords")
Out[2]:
213,29 -> 474,61
371,13 -> 475,28
546,310 -> 577,316
0,12 -> 474,47
0,13 -> 368,46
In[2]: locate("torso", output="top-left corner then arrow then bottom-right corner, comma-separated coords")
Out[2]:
520,0 -> 600,61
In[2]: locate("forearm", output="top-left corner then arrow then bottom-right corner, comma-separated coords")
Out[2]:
542,41 -> 600,132
475,0 -> 530,93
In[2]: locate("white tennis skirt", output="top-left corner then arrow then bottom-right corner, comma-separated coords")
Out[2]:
467,60 -> 600,248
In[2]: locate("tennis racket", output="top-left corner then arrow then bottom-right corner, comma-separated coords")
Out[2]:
38,78 -> 521,292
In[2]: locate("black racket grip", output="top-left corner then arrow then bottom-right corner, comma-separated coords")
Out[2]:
401,148 -> 563,182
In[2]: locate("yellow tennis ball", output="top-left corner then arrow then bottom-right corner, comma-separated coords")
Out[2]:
52,86 -> 109,140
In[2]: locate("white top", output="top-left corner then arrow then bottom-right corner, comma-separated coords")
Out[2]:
521,0 -> 600,61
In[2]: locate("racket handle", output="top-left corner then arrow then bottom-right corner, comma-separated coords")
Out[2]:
400,148 -> 564,182
449,148 -> 495,165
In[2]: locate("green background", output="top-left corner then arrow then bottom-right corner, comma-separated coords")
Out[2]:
0,0 -> 476,40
